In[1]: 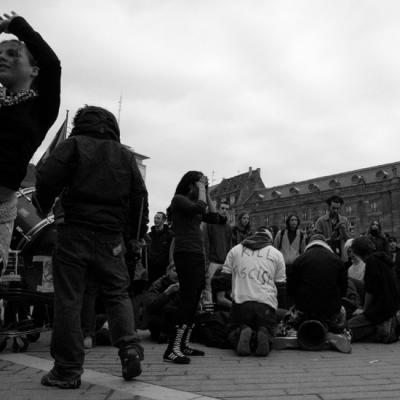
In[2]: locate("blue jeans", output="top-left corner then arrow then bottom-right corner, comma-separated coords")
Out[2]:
51,224 -> 141,379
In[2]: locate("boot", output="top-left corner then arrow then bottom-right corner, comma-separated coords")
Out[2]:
181,324 -> 205,356
163,325 -> 191,364
119,345 -> 143,380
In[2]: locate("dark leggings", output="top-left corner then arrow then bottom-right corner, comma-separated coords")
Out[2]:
174,252 -> 205,326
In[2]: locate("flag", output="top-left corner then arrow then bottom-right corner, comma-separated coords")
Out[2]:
36,110 -> 68,170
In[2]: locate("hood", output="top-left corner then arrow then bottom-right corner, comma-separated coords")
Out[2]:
69,106 -> 120,142
242,230 -> 273,250
305,240 -> 334,253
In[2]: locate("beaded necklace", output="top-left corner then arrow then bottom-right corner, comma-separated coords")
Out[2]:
0,87 -> 38,107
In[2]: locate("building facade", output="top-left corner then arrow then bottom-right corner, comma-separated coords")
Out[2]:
211,161 -> 400,238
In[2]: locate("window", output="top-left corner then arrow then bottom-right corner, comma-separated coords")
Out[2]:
370,201 -> 378,212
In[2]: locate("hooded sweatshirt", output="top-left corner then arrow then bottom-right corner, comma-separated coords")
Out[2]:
222,230 -> 286,309
35,106 -> 148,237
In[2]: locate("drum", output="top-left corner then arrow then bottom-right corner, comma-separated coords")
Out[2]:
11,188 -> 55,253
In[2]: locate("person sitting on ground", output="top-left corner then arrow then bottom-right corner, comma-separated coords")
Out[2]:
210,266 -> 232,311
222,227 -> 286,357
286,234 -> 351,353
144,263 -> 180,343
348,237 -> 399,343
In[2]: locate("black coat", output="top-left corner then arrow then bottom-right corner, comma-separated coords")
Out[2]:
35,111 -> 148,238
287,244 -> 347,319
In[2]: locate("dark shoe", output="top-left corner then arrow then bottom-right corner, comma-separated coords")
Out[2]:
326,331 -> 352,353
237,326 -> 252,356
41,371 -> 81,389
163,325 -> 190,364
119,347 -> 142,380
181,324 -> 205,356
379,316 -> 398,344
255,328 -> 271,356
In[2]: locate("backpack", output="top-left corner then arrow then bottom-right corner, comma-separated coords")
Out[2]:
193,311 -> 231,349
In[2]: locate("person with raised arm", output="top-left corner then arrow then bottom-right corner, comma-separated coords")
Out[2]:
0,11 -> 61,270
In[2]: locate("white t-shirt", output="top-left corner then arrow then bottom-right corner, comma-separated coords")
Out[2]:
222,244 -> 286,310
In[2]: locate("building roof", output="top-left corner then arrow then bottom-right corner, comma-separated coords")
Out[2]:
248,160 -> 400,201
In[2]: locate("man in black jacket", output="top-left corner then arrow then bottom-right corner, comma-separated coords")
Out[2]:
33,106 -> 148,388
147,212 -> 174,284
287,234 -> 351,353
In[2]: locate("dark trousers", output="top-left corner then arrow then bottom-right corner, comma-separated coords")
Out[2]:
228,301 -> 277,347
230,301 -> 277,334
174,252 -> 205,326
51,225 -> 141,379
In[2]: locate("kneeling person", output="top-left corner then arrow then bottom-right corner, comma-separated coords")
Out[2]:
222,227 -> 286,356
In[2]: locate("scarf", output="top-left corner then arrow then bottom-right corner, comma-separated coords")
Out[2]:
242,231 -> 273,250
0,87 -> 38,108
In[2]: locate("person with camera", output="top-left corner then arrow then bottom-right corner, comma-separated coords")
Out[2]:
0,11 -> 61,271
163,171 -> 223,364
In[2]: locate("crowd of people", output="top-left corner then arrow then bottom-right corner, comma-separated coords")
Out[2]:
1,11 -> 400,392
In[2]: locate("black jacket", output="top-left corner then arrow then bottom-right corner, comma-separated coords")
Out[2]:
147,225 -> 174,283
288,244 -> 347,319
364,252 -> 399,324
0,17 -> 61,190
35,107 -> 148,238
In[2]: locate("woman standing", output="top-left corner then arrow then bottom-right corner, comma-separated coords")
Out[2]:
0,11 -> 61,270
232,211 -> 252,246
163,171 -> 222,364
274,215 -> 306,271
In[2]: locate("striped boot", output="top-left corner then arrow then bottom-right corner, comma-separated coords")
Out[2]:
163,325 -> 191,364
181,324 -> 205,356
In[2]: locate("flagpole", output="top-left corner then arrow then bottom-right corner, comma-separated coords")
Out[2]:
117,94 -> 122,124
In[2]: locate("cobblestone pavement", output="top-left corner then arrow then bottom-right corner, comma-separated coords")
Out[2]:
1,331 -> 400,400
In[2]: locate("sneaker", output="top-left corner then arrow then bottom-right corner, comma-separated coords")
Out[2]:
41,371 -> 81,389
83,336 -> 93,349
119,347 -> 142,380
326,331 -> 352,353
254,328 -> 270,356
236,326 -> 252,356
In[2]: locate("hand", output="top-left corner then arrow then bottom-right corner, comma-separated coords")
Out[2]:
164,282 -> 179,295
196,175 -> 208,190
128,239 -> 143,260
0,11 -> 18,34
31,192 -> 49,219
352,308 -> 363,316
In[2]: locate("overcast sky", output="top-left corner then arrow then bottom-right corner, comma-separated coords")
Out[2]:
4,1 -> 400,221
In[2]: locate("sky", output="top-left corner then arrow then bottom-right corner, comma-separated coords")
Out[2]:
3,0 -> 400,221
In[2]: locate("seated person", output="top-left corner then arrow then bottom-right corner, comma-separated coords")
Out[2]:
222,227 -> 286,357
143,263 -> 180,343
286,234 -> 351,353
348,237 -> 399,343
210,266 -> 232,311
